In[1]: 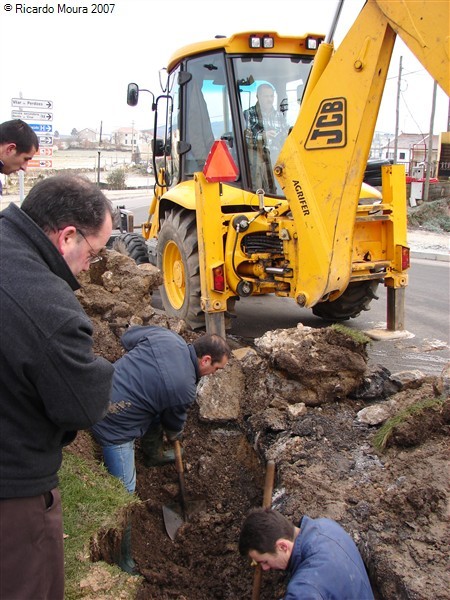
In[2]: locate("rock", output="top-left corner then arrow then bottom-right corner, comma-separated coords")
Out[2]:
390,369 -> 426,389
254,325 -> 368,404
286,403 -> 307,418
350,365 -> 401,400
356,400 -> 398,425
435,363 -> 450,397
197,360 -> 244,422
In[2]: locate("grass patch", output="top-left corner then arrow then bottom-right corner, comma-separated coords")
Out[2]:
373,396 -> 445,452
60,450 -> 139,599
330,323 -> 371,345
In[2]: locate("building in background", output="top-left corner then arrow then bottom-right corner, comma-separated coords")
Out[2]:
382,133 -> 439,176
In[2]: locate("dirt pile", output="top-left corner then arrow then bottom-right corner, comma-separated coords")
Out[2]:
74,250 -> 449,600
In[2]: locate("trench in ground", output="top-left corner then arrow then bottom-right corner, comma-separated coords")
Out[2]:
89,407 -> 388,599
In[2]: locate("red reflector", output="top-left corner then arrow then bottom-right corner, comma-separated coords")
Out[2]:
203,140 -> 239,183
213,265 -> 225,292
401,246 -> 410,270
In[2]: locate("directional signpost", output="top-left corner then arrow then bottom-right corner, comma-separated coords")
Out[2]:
36,148 -> 53,157
12,110 -> 53,122
29,123 -> 53,133
37,135 -> 53,146
12,98 -> 53,110
28,160 -> 53,168
11,97 -> 54,176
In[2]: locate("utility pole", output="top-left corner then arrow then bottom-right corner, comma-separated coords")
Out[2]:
423,81 -> 437,201
393,56 -> 402,164
97,121 -> 103,186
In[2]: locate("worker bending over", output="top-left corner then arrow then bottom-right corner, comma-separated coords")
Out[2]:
239,508 -> 374,600
91,325 -> 230,494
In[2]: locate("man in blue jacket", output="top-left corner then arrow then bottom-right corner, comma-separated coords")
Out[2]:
239,508 -> 374,600
92,325 -> 231,495
91,325 -> 230,574
0,175 -> 115,599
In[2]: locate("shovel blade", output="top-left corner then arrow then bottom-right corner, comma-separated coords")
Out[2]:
162,497 -> 207,540
162,503 -> 184,540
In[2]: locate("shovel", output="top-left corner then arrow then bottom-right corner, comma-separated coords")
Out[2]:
252,460 -> 276,600
162,439 -> 205,540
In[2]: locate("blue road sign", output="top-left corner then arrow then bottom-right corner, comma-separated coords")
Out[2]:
29,123 -> 53,133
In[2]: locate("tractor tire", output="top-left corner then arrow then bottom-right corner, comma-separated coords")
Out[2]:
312,280 -> 379,321
112,233 -> 150,265
157,209 -> 205,329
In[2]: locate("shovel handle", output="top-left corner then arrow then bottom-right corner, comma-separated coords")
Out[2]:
252,460 -> 276,600
174,440 -> 188,520
174,439 -> 184,475
262,460 -> 275,508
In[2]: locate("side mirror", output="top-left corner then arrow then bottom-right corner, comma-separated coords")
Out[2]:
152,138 -> 166,157
127,83 -> 139,107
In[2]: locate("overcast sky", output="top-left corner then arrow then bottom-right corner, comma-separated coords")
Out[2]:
1,0 -> 448,137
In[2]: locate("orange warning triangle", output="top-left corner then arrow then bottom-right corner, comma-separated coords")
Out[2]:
203,140 -> 239,183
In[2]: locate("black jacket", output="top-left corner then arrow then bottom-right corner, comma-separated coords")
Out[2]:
91,326 -> 200,445
0,203 -> 114,498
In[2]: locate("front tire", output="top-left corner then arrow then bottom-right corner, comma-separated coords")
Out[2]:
312,280 -> 379,321
112,233 -> 149,265
157,209 -> 205,329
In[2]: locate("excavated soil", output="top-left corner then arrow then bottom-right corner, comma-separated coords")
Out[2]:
72,250 -> 449,600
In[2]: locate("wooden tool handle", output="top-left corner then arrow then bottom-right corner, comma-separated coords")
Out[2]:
262,460 -> 275,508
174,440 -> 188,519
174,439 -> 184,474
252,460 -> 276,600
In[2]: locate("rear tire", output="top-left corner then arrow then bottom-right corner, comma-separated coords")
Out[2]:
112,233 -> 149,265
312,280 -> 379,321
157,209 -> 205,329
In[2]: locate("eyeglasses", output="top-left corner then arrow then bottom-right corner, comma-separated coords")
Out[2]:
77,229 -> 103,264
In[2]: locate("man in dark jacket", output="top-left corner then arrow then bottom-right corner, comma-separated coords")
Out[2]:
91,325 -> 231,494
239,508 -> 374,600
0,174 -> 115,600
91,325 -> 230,575
0,119 -> 39,195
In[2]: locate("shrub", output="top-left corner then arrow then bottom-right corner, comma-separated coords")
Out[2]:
106,168 -> 127,190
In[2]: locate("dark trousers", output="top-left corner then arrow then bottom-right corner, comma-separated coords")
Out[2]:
0,488 -> 64,600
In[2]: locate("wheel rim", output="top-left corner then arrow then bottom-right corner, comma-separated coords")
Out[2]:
162,240 -> 185,309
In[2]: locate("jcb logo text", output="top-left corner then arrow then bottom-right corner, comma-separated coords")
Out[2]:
305,98 -> 346,150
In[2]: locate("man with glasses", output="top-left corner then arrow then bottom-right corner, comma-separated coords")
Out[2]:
0,119 -> 39,195
0,174 -> 115,599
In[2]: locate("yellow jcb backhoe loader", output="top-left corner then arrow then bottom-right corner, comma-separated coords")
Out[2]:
115,0 -> 449,336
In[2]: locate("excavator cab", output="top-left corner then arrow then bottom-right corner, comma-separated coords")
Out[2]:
152,34 -> 319,198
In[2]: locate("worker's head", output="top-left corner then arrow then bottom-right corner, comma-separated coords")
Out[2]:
0,119 -> 39,175
256,83 -> 276,114
21,175 -> 114,276
239,508 -> 296,571
193,333 -> 231,376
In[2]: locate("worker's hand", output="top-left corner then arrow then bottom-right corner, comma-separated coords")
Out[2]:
165,429 -> 183,442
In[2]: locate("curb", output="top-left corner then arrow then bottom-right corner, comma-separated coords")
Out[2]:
411,251 -> 449,263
